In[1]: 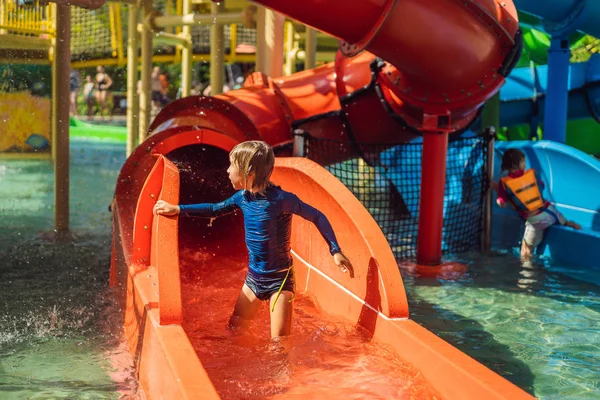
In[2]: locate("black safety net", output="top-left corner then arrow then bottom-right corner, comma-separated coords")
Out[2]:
299,133 -> 491,261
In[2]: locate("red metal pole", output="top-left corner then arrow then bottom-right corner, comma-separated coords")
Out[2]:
416,131 -> 448,266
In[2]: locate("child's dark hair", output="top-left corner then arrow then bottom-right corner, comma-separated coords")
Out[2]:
501,148 -> 526,171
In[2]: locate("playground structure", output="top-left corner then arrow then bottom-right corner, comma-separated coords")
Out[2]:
0,0 -> 334,231
107,0 -> 538,398
2,0 -> 600,398
482,1 -> 600,147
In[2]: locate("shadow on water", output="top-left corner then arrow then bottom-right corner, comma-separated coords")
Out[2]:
402,250 -> 600,399
405,288 -> 537,395
0,374 -> 118,395
0,225 -> 111,337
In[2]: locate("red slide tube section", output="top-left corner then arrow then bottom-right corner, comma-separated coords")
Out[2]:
252,0 -> 519,125
148,53 -> 417,148
151,0 -> 520,147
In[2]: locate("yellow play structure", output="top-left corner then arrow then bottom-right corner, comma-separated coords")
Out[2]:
0,0 -> 339,67
0,0 -> 336,230
0,0 -> 338,155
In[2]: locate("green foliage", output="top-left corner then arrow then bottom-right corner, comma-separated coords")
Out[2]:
0,65 -> 51,97
519,27 -> 600,66
570,35 -> 600,63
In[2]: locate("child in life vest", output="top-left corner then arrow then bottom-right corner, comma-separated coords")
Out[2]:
493,149 -> 581,260
153,140 -> 353,338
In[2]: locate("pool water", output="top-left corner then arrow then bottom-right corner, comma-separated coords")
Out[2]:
0,139 -> 141,399
2,139 -> 598,399
403,252 -> 600,399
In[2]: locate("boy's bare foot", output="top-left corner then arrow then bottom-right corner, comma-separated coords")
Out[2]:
566,221 -> 582,230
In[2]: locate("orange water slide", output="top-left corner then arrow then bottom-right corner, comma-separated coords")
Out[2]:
111,0 -> 530,398
111,140 -> 533,399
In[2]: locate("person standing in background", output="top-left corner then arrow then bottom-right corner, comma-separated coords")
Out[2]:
69,69 -> 81,116
94,66 -> 113,119
151,66 -> 164,114
83,75 -> 96,120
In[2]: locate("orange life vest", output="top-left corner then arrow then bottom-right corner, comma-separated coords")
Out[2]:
499,169 -> 545,212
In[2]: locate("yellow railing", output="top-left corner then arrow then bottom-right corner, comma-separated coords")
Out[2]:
0,0 -> 259,67
0,0 -> 54,37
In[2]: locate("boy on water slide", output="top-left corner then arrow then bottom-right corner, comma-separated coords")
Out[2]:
153,140 -> 353,338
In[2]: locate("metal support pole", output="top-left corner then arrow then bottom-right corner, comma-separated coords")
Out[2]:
126,3 -> 139,156
283,21 -> 296,76
543,36 -> 571,143
305,27 -> 317,70
416,131 -> 449,266
139,0 -> 153,143
264,9 -> 284,78
153,12 -> 242,27
482,127 -> 496,253
229,24 -> 237,63
255,6 -> 266,73
147,29 -> 190,46
293,130 -> 305,157
53,3 -> 71,232
181,0 -> 192,98
210,1 -> 225,95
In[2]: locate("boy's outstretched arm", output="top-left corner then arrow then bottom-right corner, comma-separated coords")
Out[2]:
286,193 -> 354,276
153,191 -> 241,217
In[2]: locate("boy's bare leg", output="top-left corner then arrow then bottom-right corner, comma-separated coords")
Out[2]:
228,283 -> 262,330
269,291 -> 294,338
520,240 -> 533,262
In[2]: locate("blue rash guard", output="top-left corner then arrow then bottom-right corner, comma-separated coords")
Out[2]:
178,185 -> 341,275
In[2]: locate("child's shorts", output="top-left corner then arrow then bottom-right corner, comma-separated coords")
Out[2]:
244,268 -> 295,301
523,204 -> 566,247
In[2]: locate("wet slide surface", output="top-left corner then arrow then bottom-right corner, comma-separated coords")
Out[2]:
178,233 -> 439,400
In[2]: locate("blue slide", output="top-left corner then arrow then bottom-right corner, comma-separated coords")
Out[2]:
492,141 -> 600,282
490,1 -> 600,278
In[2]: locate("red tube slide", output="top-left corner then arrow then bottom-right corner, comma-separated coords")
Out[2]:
152,0 -> 519,143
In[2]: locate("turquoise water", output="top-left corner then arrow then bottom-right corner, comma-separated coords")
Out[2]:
1,139 -> 599,399
0,140 -> 141,399
404,252 -> 600,399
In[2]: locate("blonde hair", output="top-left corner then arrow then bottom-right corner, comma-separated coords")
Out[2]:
229,140 -> 275,192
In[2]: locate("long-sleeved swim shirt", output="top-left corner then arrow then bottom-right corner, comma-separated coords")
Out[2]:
178,185 -> 341,274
